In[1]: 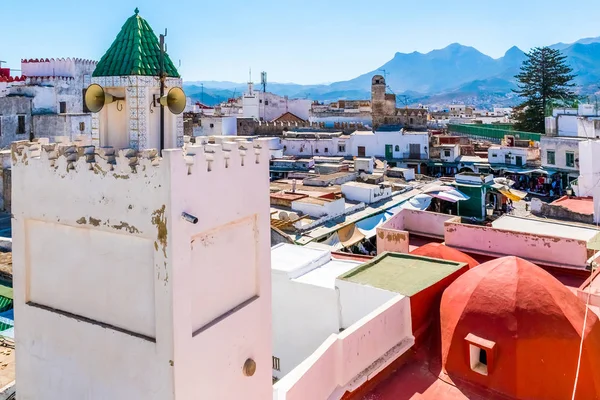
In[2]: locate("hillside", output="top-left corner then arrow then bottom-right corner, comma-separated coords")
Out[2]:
185,36 -> 600,107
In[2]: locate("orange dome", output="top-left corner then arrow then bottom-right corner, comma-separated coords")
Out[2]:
410,243 -> 479,269
441,256 -> 600,400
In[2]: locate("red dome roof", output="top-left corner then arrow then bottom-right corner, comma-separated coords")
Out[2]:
411,243 -> 479,269
441,256 -> 600,400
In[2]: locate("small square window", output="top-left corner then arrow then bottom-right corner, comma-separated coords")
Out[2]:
210,123 -> 214,128
338,145 -> 346,153
566,151 -> 575,168
315,149 -> 319,153
465,333 -> 495,376
547,151 -> 555,165
324,147 -> 329,153
59,101 -> 67,114
79,122 -> 85,131
470,344 -> 488,376
444,150 -> 451,157
265,100 -> 269,106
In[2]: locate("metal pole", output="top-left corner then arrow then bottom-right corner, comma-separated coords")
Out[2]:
159,33 -> 165,152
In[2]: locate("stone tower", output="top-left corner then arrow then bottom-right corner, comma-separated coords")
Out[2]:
90,9 -> 184,151
371,74 -> 386,115
12,10 -> 272,400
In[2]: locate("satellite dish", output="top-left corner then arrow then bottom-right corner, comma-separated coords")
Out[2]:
279,211 -> 290,221
289,212 -> 299,221
84,84 -> 123,113
159,87 -> 186,115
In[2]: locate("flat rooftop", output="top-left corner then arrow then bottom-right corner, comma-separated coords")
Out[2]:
271,244 -> 360,287
293,259 -> 361,289
492,215 -> 600,242
342,181 -> 379,189
338,252 -> 466,297
551,196 -> 594,215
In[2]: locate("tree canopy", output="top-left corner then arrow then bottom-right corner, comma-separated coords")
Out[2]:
513,47 -> 576,133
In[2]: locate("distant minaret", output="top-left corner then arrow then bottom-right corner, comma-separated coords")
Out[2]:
371,75 -> 386,115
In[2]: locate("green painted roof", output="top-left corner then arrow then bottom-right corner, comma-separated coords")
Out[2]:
338,252 -> 466,296
93,9 -> 180,78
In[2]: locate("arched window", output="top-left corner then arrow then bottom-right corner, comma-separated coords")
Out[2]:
394,145 -> 400,152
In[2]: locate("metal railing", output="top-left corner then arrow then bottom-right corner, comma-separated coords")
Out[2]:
448,124 -> 542,142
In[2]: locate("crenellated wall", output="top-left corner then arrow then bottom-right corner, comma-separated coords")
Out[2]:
12,137 -> 272,399
21,58 -> 97,79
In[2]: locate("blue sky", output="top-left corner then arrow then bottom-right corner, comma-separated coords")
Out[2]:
3,0 -> 600,84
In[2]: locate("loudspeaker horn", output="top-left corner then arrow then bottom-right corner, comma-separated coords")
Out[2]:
159,87 -> 186,115
84,84 -> 123,113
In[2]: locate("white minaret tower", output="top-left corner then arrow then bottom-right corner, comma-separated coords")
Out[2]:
12,9 -> 272,400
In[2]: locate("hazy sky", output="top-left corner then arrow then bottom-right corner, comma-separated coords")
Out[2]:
3,0 -> 600,84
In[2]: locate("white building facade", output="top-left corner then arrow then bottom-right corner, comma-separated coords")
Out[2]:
242,83 -> 311,122
280,130 -> 429,160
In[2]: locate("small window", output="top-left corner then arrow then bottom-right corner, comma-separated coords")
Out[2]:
566,151 -> 575,168
265,100 -> 269,106
79,122 -> 85,131
324,147 -> 328,153
0,116 -> 2,137
315,149 -> 319,153
59,101 -> 67,114
395,145 -> 400,151
444,150 -> 451,157
470,344 -> 488,376
209,123 -> 214,128
272,356 -> 280,371
17,115 -> 26,134
338,144 -> 346,152
492,154 -> 497,157
259,100 -> 263,104
547,150 -> 555,165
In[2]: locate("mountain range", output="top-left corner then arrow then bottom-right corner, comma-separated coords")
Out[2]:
184,36 -> 600,109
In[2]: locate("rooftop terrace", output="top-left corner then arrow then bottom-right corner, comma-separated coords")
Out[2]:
339,252 -> 466,297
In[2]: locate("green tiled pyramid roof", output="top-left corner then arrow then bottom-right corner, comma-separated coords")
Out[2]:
93,9 -> 180,78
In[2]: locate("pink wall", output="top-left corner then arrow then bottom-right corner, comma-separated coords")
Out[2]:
444,220 -> 589,269
274,296 -> 414,400
376,227 -> 409,254
376,210 -> 453,255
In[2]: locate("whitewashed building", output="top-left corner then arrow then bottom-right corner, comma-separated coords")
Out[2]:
242,82 -> 311,122
0,58 -> 96,148
271,244 -> 413,384
12,9 -> 272,400
281,129 -> 429,161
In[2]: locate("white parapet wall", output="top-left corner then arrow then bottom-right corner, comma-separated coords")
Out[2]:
273,295 -> 413,400
12,138 -> 272,400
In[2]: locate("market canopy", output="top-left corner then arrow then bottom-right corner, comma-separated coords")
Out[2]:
498,187 -> 528,202
337,223 -> 366,248
428,188 -> 470,203
401,194 -> 433,211
503,168 -> 548,175
356,213 -> 388,238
